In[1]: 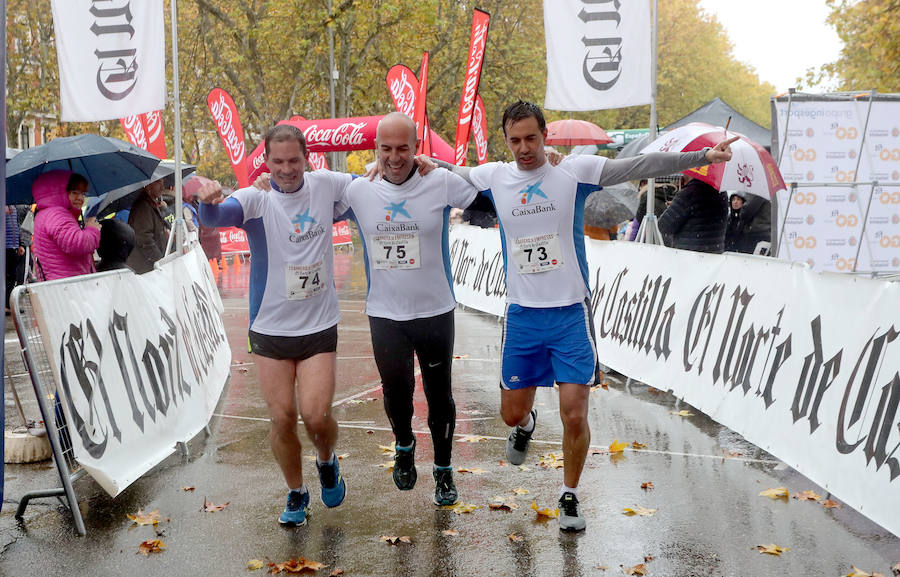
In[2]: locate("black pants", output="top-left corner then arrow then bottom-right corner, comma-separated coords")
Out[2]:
369,310 -> 456,467
5,248 -> 23,310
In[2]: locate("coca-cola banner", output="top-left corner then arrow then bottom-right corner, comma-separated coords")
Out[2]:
219,227 -> 250,253
247,141 -> 268,184
290,116 -> 330,171
120,115 -> 149,151
387,65 -> 418,117
207,88 -> 249,189
453,9 -> 491,166
332,220 -> 352,245
142,110 -> 167,159
413,52 -> 430,154
52,0 -> 166,121
472,95 -> 489,165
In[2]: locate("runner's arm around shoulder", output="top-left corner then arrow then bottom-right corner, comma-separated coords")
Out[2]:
197,180 -> 244,227
598,136 -> 739,187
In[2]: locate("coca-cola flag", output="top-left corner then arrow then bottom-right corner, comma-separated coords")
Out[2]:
52,0 -> 166,121
413,52 -> 430,154
207,88 -> 249,189
120,115 -> 149,151
247,141 -> 268,184
142,110 -> 167,159
453,9 -> 490,166
386,65 -> 418,117
544,0 -> 651,111
472,95 -> 489,165
290,116 -> 330,171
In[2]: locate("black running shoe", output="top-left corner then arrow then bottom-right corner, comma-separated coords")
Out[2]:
505,409 -> 536,465
558,492 -> 586,532
433,467 -> 458,506
392,440 -> 417,490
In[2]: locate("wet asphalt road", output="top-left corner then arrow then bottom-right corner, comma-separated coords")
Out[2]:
1,248 -> 898,576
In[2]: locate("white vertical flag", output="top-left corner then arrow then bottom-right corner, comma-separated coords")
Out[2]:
544,0 -> 651,111
51,0 -> 165,122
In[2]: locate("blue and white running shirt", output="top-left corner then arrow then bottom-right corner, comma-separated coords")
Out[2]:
344,168 -> 477,321
229,171 -> 352,336
469,155 -> 606,308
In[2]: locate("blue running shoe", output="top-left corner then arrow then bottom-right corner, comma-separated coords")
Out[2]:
317,455 -> 346,508
278,489 -> 309,526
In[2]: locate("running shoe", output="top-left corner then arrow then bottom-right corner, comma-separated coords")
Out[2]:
505,409 -> 536,465
278,489 -> 310,526
433,466 -> 458,506
317,455 -> 346,508
393,440 -> 417,490
558,492 -> 586,532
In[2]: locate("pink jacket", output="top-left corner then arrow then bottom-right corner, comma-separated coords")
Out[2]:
32,170 -> 100,281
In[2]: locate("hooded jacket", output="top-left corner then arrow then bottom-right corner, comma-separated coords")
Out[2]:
32,170 -> 100,281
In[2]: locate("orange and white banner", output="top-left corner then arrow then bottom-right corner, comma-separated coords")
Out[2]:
453,9 -> 490,166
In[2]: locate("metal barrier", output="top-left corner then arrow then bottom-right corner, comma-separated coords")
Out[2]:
10,283 -> 87,536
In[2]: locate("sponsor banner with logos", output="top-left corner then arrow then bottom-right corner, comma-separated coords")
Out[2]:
544,0 -> 651,111
52,0 -> 166,121
774,98 -> 900,272
28,246 -> 230,496
449,225 -> 900,536
207,88 -> 249,189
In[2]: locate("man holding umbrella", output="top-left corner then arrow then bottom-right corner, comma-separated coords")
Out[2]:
126,174 -> 171,273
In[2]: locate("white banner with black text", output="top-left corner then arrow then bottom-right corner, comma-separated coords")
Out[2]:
29,246 -> 230,496
449,224 -> 900,536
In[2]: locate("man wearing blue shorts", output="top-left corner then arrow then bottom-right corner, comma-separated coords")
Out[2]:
445,101 -> 736,532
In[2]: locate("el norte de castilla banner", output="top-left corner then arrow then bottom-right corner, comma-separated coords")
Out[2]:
449,224 -> 900,537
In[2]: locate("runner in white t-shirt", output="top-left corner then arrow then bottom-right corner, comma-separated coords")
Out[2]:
340,113 -> 478,506
197,125 -> 348,527
440,101 -> 737,532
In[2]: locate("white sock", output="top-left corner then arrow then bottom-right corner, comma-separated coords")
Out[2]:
560,484 -> 578,498
289,485 -> 308,495
520,412 -> 535,433
316,452 -> 335,465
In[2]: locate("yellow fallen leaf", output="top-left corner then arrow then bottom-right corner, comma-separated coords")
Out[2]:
846,566 -> 881,577
530,501 -> 559,519
632,441 -> 647,449
127,508 -> 160,526
756,544 -> 789,556
456,467 -> 487,475
792,490 -> 821,501
623,506 -> 657,517
508,533 -> 524,542
329,570 -> 345,577
182,486 -> 195,492
512,487 -> 529,496
137,539 -> 166,556
380,535 -> 412,545
247,559 -> 264,571
379,461 -> 394,471
379,442 -> 396,455
670,410 -> 695,417
758,487 -> 789,499
641,482 -> 654,490
622,563 -> 648,575
609,439 -> 628,453
821,499 -> 843,509
488,501 -> 519,511
457,435 -> 486,443
538,452 -> 564,469
445,503 -> 480,515
267,557 -> 327,572
441,529 -> 459,536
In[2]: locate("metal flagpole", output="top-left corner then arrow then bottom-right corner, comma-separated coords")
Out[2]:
637,0 -> 664,245
170,0 -> 184,251
1,0 -> 7,511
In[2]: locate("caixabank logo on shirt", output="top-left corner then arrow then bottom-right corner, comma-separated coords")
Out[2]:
377,200 -> 420,232
289,209 -> 326,242
511,180 -> 557,216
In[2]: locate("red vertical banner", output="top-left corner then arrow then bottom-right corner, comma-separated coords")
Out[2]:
472,95 -> 489,165
413,52 -> 429,154
120,115 -> 149,150
386,64 -> 418,117
207,88 -> 249,189
142,110 -> 167,159
453,9 -> 490,166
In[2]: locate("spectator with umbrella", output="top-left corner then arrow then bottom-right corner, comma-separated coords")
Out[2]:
126,174 -> 171,274
658,175 -> 728,253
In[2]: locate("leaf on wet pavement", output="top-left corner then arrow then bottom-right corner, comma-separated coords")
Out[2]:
348,398 -> 376,405
644,555 -> 654,562
379,461 -> 394,471
517,465 -> 531,471
622,563 -> 648,575
127,508 -> 160,526
756,544 -> 789,555
379,535 -> 412,545
182,486 -> 196,492
608,439 -> 628,453
538,452 -> 565,469
623,506 -> 657,517
531,501 -> 560,519
445,503 -> 481,515
792,490 -> 821,501
594,564 -> 609,571
441,529 -> 459,536
641,482 -> 654,491
512,487 -> 529,496
457,435 -> 487,443
456,467 -> 487,475
758,487 -> 789,500
821,499 -> 843,509
203,497 -> 230,512
498,460 -> 508,467
670,410 -> 695,417
488,500 -> 519,511
248,559 -> 265,571
508,533 -> 523,542
137,539 -> 166,556
329,570 -> 344,577
632,441 -> 647,449
846,566 -> 885,577
267,557 -> 327,573
379,442 -> 396,455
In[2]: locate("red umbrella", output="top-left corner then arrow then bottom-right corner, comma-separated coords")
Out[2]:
182,174 -> 215,202
545,119 -> 613,146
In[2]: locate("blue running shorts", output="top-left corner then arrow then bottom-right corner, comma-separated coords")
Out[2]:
500,299 -> 598,390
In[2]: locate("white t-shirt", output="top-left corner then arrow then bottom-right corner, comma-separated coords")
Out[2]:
469,155 -> 606,308
231,170 -> 352,336
344,168 -> 477,321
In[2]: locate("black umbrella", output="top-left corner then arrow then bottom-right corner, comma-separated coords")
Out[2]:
5,134 -> 160,204
89,160 -> 196,218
